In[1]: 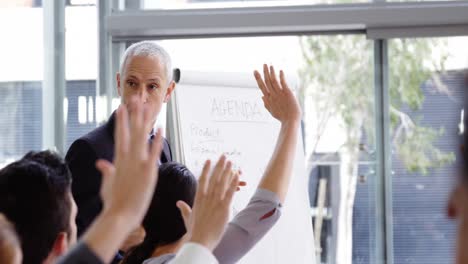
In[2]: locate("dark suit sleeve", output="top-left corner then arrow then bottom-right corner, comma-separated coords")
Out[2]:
66,139 -> 103,237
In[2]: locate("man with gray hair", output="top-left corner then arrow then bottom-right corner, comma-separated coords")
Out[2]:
65,41 -> 175,254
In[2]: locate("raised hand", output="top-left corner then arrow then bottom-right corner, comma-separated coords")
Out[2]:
183,156 -> 239,251
95,100 -> 163,228
81,97 -> 164,264
253,64 -> 301,203
176,170 -> 245,236
254,64 -> 302,124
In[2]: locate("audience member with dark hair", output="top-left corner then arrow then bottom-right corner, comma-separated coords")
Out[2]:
0,150 -> 77,264
121,64 -> 302,264
121,162 -> 197,264
0,213 -> 22,264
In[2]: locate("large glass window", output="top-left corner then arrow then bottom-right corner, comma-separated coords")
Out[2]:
388,37 -> 468,264
0,1 -> 43,168
299,35 -> 377,264
65,3 -> 98,149
0,1 -> 99,167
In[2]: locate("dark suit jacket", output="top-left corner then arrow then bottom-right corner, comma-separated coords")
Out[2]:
65,112 -> 172,236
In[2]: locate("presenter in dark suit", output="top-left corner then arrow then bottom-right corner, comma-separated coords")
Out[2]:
65,41 -> 176,244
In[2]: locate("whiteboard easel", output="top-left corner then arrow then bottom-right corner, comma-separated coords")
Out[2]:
167,70 -> 316,264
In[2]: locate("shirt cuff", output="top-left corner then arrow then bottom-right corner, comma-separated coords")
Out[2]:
254,188 -> 282,206
169,243 -> 218,264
